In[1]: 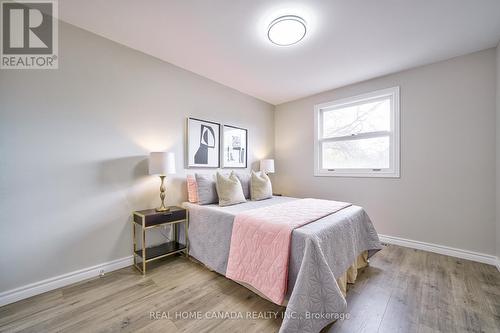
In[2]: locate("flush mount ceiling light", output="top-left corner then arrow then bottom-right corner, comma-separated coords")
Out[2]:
267,15 -> 307,46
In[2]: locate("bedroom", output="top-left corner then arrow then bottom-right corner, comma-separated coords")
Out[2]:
0,0 -> 499,332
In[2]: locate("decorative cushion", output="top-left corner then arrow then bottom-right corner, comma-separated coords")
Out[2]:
250,171 -> 272,201
215,172 -> 246,207
235,172 -> 251,199
186,175 -> 199,203
195,173 -> 218,205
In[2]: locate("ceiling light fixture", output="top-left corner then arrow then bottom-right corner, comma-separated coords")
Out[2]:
267,15 -> 307,46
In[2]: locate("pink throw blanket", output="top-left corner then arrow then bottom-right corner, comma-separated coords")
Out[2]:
225,198 -> 351,305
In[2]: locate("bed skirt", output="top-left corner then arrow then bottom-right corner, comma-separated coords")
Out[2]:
336,250 -> 368,297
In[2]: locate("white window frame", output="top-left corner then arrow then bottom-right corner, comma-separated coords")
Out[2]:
314,86 -> 400,178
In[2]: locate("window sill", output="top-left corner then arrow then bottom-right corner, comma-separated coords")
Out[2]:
314,171 -> 400,178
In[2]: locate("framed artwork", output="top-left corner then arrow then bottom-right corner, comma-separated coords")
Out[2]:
187,118 -> 220,168
222,125 -> 248,168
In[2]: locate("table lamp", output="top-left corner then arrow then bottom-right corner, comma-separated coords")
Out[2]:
260,159 -> 275,174
149,152 -> 176,212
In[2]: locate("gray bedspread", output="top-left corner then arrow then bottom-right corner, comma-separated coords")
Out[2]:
183,196 -> 381,333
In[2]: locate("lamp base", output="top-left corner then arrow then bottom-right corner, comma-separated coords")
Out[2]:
155,206 -> 170,212
156,175 -> 169,212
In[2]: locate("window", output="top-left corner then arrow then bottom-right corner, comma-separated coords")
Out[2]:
314,87 -> 400,177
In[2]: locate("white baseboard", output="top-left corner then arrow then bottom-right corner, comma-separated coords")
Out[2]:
379,234 -> 499,269
0,256 -> 133,307
2,235 -> 499,307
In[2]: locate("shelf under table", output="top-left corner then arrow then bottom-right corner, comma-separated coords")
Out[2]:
134,241 -> 186,262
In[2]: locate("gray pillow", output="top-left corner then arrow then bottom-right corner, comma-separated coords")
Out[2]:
215,172 -> 246,207
235,172 -> 251,199
195,173 -> 218,205
250,171 -> 272,201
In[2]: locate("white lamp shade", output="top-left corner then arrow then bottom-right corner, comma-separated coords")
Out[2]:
149,152 -> 176,175
260,159 -> 275,174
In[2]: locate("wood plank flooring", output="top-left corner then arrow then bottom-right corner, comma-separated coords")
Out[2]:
1,245 -> 499,333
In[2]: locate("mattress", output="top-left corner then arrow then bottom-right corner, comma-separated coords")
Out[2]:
184,196 -> 372,290
182,196 -> 382,333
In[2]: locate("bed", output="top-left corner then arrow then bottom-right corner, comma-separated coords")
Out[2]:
182,196 -> 381,333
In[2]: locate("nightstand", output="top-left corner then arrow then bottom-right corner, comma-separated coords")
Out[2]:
132,206 -> 188,275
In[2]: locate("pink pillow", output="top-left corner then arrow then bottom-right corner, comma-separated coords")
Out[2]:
187,175 -> 199,203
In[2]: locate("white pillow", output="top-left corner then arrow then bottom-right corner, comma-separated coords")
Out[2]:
250,171 -> 272,201
215,172 -> 246,207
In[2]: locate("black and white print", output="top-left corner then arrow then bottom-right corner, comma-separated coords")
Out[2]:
222,125 -> 247,168
187,118 -> 220,168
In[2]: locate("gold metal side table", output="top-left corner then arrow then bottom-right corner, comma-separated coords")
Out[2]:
132,206 -> 188,275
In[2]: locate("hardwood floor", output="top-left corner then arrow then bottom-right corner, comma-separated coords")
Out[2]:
1,245 -> 499,333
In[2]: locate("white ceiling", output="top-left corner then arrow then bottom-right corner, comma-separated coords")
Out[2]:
59,0 -> 500,105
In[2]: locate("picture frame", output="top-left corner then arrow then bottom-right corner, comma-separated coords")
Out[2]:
187,117 -> 220,168
222,125 -> 248,168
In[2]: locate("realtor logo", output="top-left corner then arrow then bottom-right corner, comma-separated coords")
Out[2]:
1,0 -> 58,69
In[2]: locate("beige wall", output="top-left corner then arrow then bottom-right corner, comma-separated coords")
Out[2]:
0,22 -> 274,293
275,49 -> 497,255
497,42 -> 500,258
0,20 -> 498,297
